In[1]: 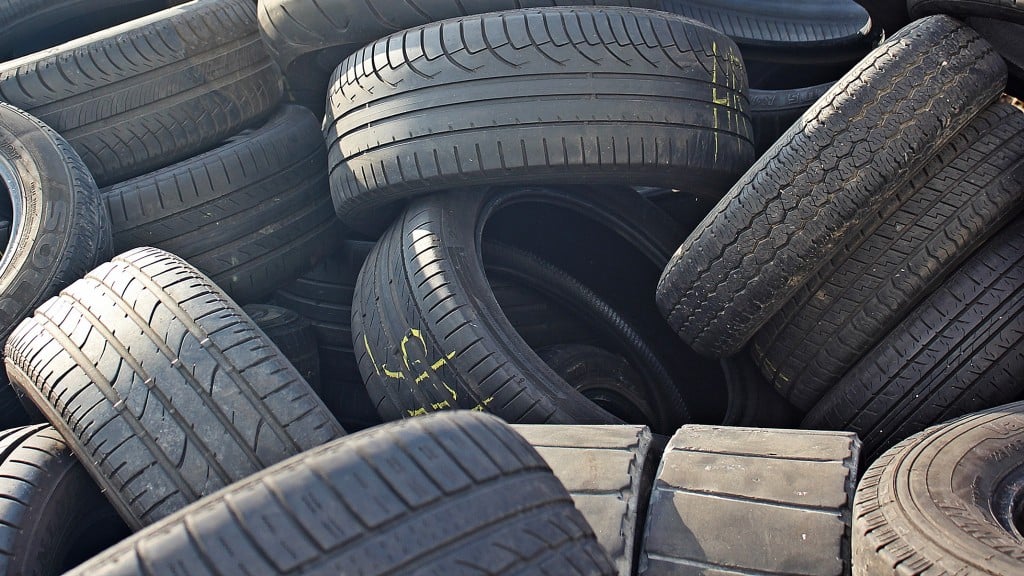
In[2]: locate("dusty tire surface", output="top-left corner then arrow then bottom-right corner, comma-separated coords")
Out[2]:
853,400 -> 1024,576
655,15 -> 1006,358
0,0 -> 283,186
5,247 -> 344,530
909,0 -> 1024,24
65,412 -> 617,576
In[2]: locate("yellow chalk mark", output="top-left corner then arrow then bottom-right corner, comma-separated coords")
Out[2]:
399,328 -> 426,370
363,334 -> 381,376
431,400 -> 451,410
442,382 -> 458,401
470,396 -> 495,412
407,407 -> 428,417
382,364 -> 404,380
414,371 -> 430,384
430,351 -> 456,371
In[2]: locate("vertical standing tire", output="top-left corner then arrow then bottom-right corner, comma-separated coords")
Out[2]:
4,247 -> 344,530
243,304 -> 321,397
908,0 -> 1024,24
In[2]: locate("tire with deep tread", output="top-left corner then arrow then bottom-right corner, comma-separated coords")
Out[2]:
512,424 -> 654,576
326,7 -> 754,232
752,99 -> 1024,410
66,412 -> 617,576
243,304 -> 321,397
0,102 -> 111,428
0,0 -> 283,186
640,425 -> 860,576
103,105 -> 337,303
0,424 -> 129,576
655,15 -> 1006,358
853,400 -> 1024,576
4,247 -> 345,530
909,0 -> 1024,24
804,215 -> 1024,460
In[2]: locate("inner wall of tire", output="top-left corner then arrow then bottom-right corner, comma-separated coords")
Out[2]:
481,198 -> 727,423
0,154 -> 22,273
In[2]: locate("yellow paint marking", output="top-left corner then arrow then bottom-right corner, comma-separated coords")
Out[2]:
407,407 -> 428,417
399,329 -> 426,370
414,371 -> 430,383
382,364 -> 404,380
430,351 -> 456,371
363,334 -> 381,376
442,382 -> 458,401
470,396 -> 495,412
431,400 -> 451,410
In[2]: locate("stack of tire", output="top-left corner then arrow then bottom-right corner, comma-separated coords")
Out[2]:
0,0 -> 1016,574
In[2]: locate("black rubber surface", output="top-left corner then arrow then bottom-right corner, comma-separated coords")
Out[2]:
804,215 -> 1024,460
968,17 -> 1024,94
243,304 -> 321,397
909,0 -> 1024,24
325,6 -> 754,233
0,0 -> 283,186
749,83 -> 833,155
656,15 -> 1006,358
66,412 -> 616,576
854,400 -> 1024,575
5,247 -> 344,530
103,105 -> 338,303
753,99 -> 1024,410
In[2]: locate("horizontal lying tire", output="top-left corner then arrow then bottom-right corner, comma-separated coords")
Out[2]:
326,7 -> 754,232
512,424 -> 654,576
4,247 -> 344,529
804,216 -> 1024,459
749,83 -> 833,155
0,0 -> 283,186
65,412 -> 616,576
655,15 -> 1006,358
103,105 -> 338,303
243,304 -> 321,397
0,424 -> 129,576
752,99 -> 1024,410
641,425 -> 860,576
0,0 -> 185,60
352,186 -> 694,426
853,400 -> 1024,575
0,102 -> 111,427
909,0 -> 1024,23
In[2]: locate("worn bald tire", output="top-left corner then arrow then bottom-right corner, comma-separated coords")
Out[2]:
103,105 -> 337,303
0,102 -> 111,427
655,15 -> 1006,358
0,0 -> 282,186
752,99 -> 1024,410
326,7 -> 754,233
513,424 -> 654,576
4,248 -> 344,530
66,412 -> 616,576
804,216 -> 1024,460
853,400 -> 1024,576
0,424 -> 129,576
909,0 -> 1024,24
243,304 -> 321,397
640,425 -> 860,576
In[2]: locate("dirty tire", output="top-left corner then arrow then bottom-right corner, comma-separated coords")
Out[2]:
0,0 -> 185,60
804,215 -> 1024,460
326,7 -> 754,233
909,0 -> 1024,23
749,83 -> 833,155
513,424 -> 655,576
0,0 -> 283,186
243,304 -> 321,397
274,240 -> 381,432
968,18 -> 1024,90
66,412 -> 617,576
0,102 -> 111,428
752,99 -> 1024,410
640,425 -> 860,576
0,424 -> 129,576
655,15 -> 1006,358
352,186 -> 686,426
4,247 -> 345,530
720,353 -> 800,428
853,400 -> 1024,576
103,105 -> 337,303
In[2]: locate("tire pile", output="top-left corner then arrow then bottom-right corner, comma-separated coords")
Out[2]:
0,0 -> 1019,574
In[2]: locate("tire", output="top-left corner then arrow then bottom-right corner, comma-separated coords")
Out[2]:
4,247 -> 344,530
0,424 -> 129,576
909,0 -> 1024,24
352,186 -> 705,427
804,215 -> 1024,460
655,15 -> 1007,358
968,18 -> 1024,93
853,400 -> 1024,576
0,0 -> 185,61
640,425 -> 860,576
720,354 -> 800,428
0,0 -> 283,186
512,423 -> 655,576
326,7 -> 754,233
0,102 -> 111,428
749,83 -> 833,156
853,0 -> 910,36
243,304 -> 321,397
273,240 -> 381,432
752,99 -> 1024,410
103,105 -> 337,303
65,412 -> 617,576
